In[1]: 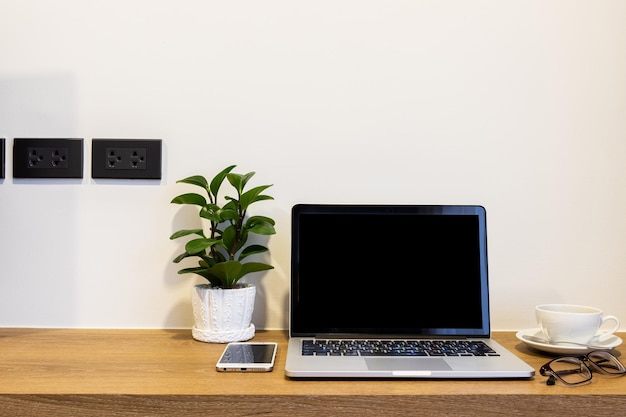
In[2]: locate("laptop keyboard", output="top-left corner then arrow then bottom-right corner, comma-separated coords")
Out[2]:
301,339 -> 500,357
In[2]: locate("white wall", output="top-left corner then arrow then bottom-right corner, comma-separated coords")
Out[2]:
1,0 -> 625,331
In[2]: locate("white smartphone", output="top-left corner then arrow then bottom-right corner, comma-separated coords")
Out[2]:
216,342 -> 278,372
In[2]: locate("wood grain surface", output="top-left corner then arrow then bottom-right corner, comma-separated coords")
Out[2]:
2,329 -> 626,416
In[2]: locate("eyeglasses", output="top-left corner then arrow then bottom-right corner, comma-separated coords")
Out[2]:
540,350 -> 626,386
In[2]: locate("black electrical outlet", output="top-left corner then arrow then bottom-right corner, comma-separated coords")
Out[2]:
1,138 -> 5,179
13,138 -> 83,178
92,139 -> 162,179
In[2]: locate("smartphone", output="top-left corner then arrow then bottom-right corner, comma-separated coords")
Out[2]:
216,342 -> 277,372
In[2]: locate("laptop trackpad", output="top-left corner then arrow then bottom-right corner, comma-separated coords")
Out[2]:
365,358 -> 452,371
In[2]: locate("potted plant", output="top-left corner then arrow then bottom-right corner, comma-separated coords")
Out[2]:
170,165 -> 276,343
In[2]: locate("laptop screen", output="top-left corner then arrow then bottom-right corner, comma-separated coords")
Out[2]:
290,204 -> 490,338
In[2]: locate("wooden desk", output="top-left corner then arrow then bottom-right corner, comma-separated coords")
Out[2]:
1,329 -> 625,416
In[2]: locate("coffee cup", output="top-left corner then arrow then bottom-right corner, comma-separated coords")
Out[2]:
536,304 -> 620,345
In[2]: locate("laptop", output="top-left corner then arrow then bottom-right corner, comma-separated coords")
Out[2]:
285,204 -> 534,379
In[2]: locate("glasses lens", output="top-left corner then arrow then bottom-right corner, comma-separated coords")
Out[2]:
586,351 -> 626,375
548,357 -> 592,385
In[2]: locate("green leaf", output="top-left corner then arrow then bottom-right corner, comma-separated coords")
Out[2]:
239,185 -> 273,211
239,244 -> 269,260
172,251 -> 191,263
171,193 -> 207,206
208,260 -> 244,288
239,172 -> 256,190
219,207 -> 239,222
185,238 -> 220,254
204,260 -> 274,288
176,176 -> 209,191
246,215 -> 276,226
169,229 -> 205,240
175,258 -> 273,288
198,258 -> 218,268
177,267 -> 222,286
244,216 -> 276,235
177,266 -> 207,275
221,225 -> 237,254
232,232 -> 248,256
248,223 -> 275,235
209,165 -> 236,197
227,172 -> 254,195
240,262 -> 274,276
199,204 -> 224,223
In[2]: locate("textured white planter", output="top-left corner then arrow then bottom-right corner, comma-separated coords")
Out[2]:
191,284 -> 256,343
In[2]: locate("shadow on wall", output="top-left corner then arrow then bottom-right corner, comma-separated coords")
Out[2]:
0,73 -> 79,326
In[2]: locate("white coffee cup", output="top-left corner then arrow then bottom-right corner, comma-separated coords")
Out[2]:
536,304 -> 620,344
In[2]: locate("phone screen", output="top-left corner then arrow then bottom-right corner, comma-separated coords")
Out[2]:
216,342 -> 277,372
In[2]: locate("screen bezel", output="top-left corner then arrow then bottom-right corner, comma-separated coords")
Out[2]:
290,204 -> 490,338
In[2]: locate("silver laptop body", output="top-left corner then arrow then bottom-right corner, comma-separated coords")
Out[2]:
285,204 -> 534,379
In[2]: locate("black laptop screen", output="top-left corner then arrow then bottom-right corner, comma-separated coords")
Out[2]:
290,204 -> 490,337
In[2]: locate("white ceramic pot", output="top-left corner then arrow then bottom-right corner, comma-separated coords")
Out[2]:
191,283 -> 256,343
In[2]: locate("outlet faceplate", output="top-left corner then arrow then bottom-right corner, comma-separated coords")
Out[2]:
1,138 -> 5,179
13,138 -> 84,178
92,139 -> 162,179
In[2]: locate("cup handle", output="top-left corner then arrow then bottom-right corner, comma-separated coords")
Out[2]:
593,315 -> 620,342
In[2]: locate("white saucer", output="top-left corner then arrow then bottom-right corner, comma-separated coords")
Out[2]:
515,328 -> 622,355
